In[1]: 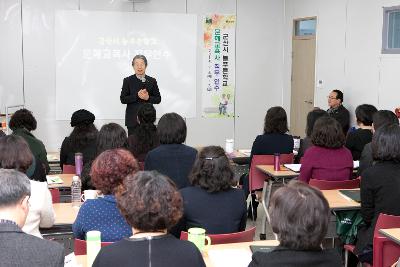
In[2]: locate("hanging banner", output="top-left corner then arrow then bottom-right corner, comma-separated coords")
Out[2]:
202,14 -> 236,118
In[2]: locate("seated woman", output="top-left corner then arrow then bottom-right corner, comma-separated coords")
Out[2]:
9,108 -> 50,174
128,103 -> 159,162
93,171 -> 206,267
298,116 -> 353,183
248,180 -> 342,267
171,146 -> 246,237
242,106 -> 294,218
296,108 -> 328,162
145,112 -> 197,189
345,104 -> 377,160
81,123 -> 128,190
60,109 -> 98,170
355,124 -> 400,264
0,135 -> 54,238
73,149 -> 139,242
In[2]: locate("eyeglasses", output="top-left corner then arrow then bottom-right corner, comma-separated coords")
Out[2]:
327,96 -> 337,100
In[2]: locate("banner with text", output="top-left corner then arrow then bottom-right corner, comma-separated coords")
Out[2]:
202,14 -> 236,118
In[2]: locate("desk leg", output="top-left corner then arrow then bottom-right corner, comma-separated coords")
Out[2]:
260,179 -> 273,240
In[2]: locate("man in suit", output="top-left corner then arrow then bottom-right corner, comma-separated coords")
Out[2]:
120,55 -> 161,135
327,89 -> 350,134
0,169 -> 64,267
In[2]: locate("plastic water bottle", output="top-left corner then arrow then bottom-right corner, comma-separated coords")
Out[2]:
71,175 -> 81,207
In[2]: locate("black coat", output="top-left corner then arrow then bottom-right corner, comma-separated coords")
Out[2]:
358,142 -> 373,176
327,104 -> 350,134
144,144 -> 197,189
248,246 -> 342,267
355,161 -> 400,254
120,74 -> 161,127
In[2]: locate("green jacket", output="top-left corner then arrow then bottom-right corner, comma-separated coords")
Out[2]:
12,128 -> 50,173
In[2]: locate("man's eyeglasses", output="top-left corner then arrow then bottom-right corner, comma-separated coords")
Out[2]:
327,96 -> 337,100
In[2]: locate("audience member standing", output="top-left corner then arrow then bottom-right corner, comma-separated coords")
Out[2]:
327,89 -> 350,134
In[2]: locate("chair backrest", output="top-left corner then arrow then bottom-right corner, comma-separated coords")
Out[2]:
63,164 -> 76,174
74,239 -> 113,255
249,154 -> 294,191
309,177 -> 360,190
49,188 -> 60,203
373,213 -> 400,267
180,227 -> 256,245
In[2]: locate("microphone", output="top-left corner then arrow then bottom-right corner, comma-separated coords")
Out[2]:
140,76 -> 146,90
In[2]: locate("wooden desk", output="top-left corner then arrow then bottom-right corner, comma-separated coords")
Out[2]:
380,228 -> 400,245
321,189 -> 361,210
48,174 -> 74,189
53,203 -> 79,225
255,165 -> 299,239
75,240 -> 279,267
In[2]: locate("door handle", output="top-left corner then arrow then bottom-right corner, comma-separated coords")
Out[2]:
304,100 -> 313,104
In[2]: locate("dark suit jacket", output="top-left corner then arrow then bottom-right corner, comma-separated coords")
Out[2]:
355,161 -> 400,254
144,144 -> 197,189
248,246 -> 342,267
120,74 -> 161,127
327,104 -> 350,134
170,186 -> 247,237
0,222 -> 64,267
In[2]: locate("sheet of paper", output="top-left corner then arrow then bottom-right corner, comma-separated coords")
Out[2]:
283,163 -> 301,172
46,175 -> 63,184
64,252 -> 82,267
353,160 -> 359,169
208,249 -> 252,267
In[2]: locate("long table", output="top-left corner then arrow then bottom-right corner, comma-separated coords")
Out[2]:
48,174 -> 74,189
321,189 -> 361,210
53,203 -> 79,225
75,240 -> 279,267
380,228 -> 400,245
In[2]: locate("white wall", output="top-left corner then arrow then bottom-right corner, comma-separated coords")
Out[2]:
283,0 -> 400,128
0,0 -> 285,151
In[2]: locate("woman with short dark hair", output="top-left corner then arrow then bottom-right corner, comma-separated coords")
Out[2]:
243,106 -> 294,218
171,146 -> 246,237
81,123 -> 128,190
10,108 -> 50,173
60,109 -> 98,170
345,104 -> 377,160
93,171 -> 206,267
73,149 -> 139,242
298,116 -> 353,183
0,135 -> 54,238
355,124 -> 400,264
249,180 -> 341,267
128,103 -> 159,162
145,112 -> 197,189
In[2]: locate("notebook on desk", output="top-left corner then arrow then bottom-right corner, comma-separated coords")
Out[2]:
249,245 -> 275,254
46,175 -> 63,184
283,163 -> 301,172
339,189 -> 361,203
